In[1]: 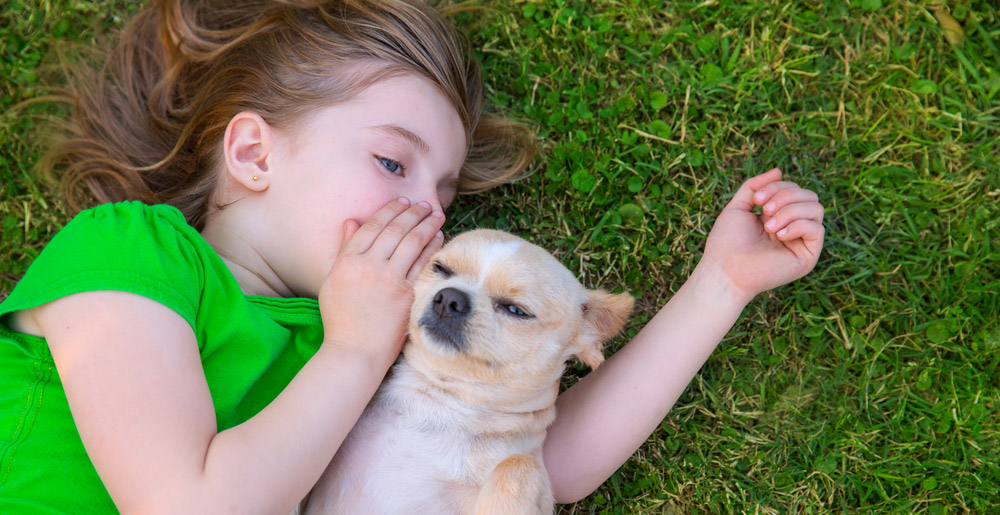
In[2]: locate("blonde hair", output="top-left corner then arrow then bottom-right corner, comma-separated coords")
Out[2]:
38,0 -> 535,229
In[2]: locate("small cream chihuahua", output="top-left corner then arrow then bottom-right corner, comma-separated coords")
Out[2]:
303,229 -> 633,514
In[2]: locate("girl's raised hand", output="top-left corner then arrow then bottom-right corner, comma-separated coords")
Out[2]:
701,168 -> 825,303
317,198 -> 445,371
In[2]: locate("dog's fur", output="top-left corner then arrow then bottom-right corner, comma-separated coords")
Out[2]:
303,229 -> 633,514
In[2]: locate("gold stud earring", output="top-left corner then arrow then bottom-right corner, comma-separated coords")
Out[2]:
252,175 -> 258,182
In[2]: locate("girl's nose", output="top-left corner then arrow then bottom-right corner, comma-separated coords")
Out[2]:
411,187 -> 444,214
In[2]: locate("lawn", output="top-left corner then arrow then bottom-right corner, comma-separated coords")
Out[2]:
2,0 -> 999,513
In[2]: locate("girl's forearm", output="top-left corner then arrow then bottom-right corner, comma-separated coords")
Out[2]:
37,292 -> 388,515
196,343 -> 386,513
543,262 -> 750,503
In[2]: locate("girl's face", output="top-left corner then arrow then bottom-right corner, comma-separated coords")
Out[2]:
260,74 -> 467,298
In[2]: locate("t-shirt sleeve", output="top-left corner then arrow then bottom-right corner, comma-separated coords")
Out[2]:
0,201 -> 206,332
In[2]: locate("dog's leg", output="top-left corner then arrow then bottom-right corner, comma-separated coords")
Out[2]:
474,454 -> 553,515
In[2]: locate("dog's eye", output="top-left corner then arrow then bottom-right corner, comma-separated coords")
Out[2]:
432,262 -> 453,277
497,301 -> 533,319
507,304 -> 527,316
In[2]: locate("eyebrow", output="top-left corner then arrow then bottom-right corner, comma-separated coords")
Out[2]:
368,124 -> 430,154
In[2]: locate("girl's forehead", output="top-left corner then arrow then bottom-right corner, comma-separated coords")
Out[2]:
290,74 -> 467,166
307,75 -> 461,128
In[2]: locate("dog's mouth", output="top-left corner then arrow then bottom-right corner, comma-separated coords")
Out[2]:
418,318 -> 467,352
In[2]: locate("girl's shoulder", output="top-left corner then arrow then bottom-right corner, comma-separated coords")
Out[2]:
1,201 -> 229,333
65,200 -> 197,243
33,200 -> 212,285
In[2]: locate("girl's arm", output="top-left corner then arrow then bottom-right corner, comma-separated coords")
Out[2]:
543,265 -> 749,502
34,291 -> 380,513
544,169 -> 826,502
28,199 -> 444,514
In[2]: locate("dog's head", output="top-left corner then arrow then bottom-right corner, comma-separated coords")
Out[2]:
404,229 -> 633,409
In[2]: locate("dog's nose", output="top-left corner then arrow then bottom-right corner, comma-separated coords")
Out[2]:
433,287 -> 470,319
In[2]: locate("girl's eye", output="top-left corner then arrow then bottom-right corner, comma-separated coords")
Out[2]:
377,156 -> 403,175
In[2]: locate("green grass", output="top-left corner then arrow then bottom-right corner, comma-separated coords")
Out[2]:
3,0 -> 999,513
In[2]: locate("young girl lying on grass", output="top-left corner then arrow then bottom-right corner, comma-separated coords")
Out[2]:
0,0 -> 824,512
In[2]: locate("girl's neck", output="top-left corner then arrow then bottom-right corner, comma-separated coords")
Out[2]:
200,213 -> 294,298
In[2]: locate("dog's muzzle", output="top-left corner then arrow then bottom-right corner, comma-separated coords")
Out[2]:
419,287 -> 471,351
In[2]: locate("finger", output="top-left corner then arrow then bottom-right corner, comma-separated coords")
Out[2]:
382,208 -> 446,275
775,219 -> 825,257
759,186 -> 820,217
753,181 -> 819,214
406,230 -> 445,283
726,168 -> 783,211
763,201 -> 825,234
367,201 -> 438,260
339,219 -> 361,254
752,181 -> 799,206
344,197 -> 412,253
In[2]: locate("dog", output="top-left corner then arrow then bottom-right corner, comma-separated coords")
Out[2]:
303,229 -> 633,514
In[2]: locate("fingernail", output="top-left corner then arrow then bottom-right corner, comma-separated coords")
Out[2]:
435,230 -> 444,239
431,210 -> 444,218
398,197 -> 411,206
765,219 -> 776,230
777,228 -> 788,237
764,202 -> 776,214
417,201 -> 431,209
754,191 -> 766,202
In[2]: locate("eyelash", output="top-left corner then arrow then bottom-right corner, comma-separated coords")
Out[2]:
376,155 -> 405,176
432,262 -> 453,277
496,300 -> 533,319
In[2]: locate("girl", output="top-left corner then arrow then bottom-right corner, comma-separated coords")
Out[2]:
0,0 -> 824,513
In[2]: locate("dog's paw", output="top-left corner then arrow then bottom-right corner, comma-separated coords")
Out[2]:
474,454 -> 553,515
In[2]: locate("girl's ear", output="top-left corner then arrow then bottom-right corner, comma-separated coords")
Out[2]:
223,112 -> 274,191
573,290 -> 634,370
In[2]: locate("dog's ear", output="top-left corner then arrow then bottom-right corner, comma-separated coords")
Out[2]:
572,289 -> 634,369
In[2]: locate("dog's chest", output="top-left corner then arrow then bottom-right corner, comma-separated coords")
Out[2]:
307,366 -> 549,514
353,376 -> 542,481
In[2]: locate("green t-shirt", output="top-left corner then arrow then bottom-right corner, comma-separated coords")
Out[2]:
0,201 -> 324,513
